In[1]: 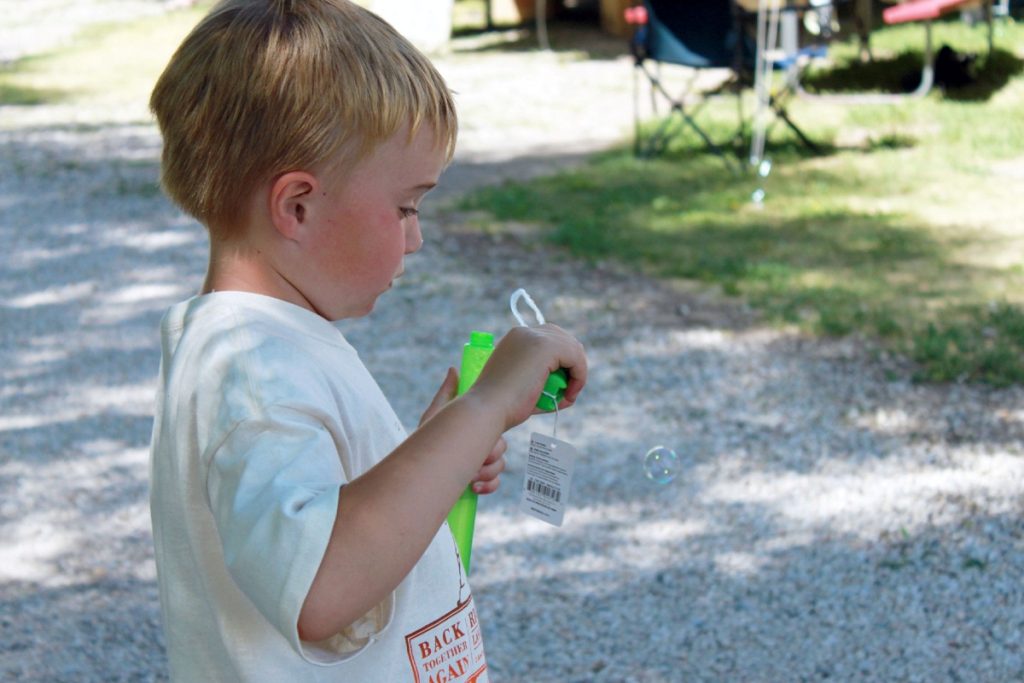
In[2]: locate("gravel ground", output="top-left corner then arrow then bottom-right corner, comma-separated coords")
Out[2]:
1,9 -> 1023,683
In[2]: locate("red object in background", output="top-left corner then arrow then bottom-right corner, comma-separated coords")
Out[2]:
883,0 -> 977,24
624,5 -> 648,25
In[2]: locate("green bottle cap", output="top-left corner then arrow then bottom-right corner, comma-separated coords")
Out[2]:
459,331 -> 495,397
535,368 -> 568,412
469,331 -> 494,347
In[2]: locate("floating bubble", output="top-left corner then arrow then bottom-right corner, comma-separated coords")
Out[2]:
751,188 -> 766,206
643,446 -> 679,484
758,158 -> 772,178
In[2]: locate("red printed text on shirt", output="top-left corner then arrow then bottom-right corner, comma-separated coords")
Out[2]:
404,596 -> 486,683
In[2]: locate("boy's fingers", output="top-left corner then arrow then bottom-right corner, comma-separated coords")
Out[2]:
474,455 -> 506,483
472,478 -> 501,495
481,437 -> 507,465
563,342 -> 587,403
418,367 -> 458,426
441,366 -> 459,398
473,438 -> 507,491
538,329 -> 586,404
546,344 -> 586,408
473,459 -> 506,494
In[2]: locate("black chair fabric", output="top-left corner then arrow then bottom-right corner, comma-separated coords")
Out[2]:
636,0 -> 750,71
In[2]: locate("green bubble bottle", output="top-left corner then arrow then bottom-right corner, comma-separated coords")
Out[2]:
447,331 -> 569,574
448,331 -> 494,575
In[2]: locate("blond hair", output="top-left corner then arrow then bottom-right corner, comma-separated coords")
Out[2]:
150,0 -> 457,236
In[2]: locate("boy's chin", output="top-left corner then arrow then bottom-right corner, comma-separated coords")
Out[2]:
341,297 -> 383,321
320,284 -> 396,321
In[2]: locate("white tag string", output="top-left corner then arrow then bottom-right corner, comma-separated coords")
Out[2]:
542,394 -> 559,439
510,288 -> 545,327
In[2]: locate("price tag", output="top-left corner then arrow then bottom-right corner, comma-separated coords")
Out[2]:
519,432 -> 576,527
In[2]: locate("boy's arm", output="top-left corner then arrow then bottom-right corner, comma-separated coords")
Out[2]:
297,324 -> 586,642
297,394 -> 504,641
417,366 -> 507,496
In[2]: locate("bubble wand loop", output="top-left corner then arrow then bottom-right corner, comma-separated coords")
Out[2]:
510,289 -> 568,414
446,290 -> 568,575
509,288 -> 545,326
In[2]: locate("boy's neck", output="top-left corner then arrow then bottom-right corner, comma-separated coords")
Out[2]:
201,238 -> 315,315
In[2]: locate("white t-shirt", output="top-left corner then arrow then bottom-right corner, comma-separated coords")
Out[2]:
149,292 -> 488,682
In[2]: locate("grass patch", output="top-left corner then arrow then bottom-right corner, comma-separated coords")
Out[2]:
0,2 -> 211,109
915,304 -> 1024,386
0,82 -> 66,106
455,20 -> 1024,385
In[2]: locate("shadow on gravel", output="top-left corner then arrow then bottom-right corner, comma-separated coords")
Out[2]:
0,578 -> 166,683
474,507 -> 1024,681
1,123 -> 198,680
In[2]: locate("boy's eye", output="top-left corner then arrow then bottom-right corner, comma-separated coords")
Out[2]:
399,207 -> 419,219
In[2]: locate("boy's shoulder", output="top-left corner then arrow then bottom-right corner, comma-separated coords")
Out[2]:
166,291 -> 350,353
161,292 -> 353,411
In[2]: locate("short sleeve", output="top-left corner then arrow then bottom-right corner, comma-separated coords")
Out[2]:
205,404 -> 393,663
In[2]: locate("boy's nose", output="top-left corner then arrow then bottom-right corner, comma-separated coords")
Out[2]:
404,221 -> 423,254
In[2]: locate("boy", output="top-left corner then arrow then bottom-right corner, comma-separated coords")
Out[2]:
147,1 -> 587,680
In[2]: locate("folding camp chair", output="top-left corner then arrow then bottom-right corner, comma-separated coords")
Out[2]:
628,0 -> 817,170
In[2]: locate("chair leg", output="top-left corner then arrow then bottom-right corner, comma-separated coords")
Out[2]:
985,0 -> 994,54
635,62 -> 744,172
640,112 -> 683,158
769,95 -> 820,153
633,63 -> 642,157
635,64 -> 675,158
675,104 -> 744,173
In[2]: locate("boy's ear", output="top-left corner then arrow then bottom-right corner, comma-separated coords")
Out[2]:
268,171 -> 320,241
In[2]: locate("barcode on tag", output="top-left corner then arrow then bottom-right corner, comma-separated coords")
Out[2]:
525,478 -> 561,502
520,432 -> 577,527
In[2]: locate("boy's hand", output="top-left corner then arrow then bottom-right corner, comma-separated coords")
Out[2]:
418,367 -> 459,427
471,437 -> 506,495
420,367 -> 506,495
469,323 -> 587,430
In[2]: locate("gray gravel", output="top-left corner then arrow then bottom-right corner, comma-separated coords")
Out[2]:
2,9 -> 1023,683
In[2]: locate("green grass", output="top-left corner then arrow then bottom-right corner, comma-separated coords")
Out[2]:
455,19 -> 1024,385
0,3 -> 212,109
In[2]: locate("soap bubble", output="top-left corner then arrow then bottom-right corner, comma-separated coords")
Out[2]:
758,158 -> 772,178
751,188 -> 765,206
644,446 -> 679,484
